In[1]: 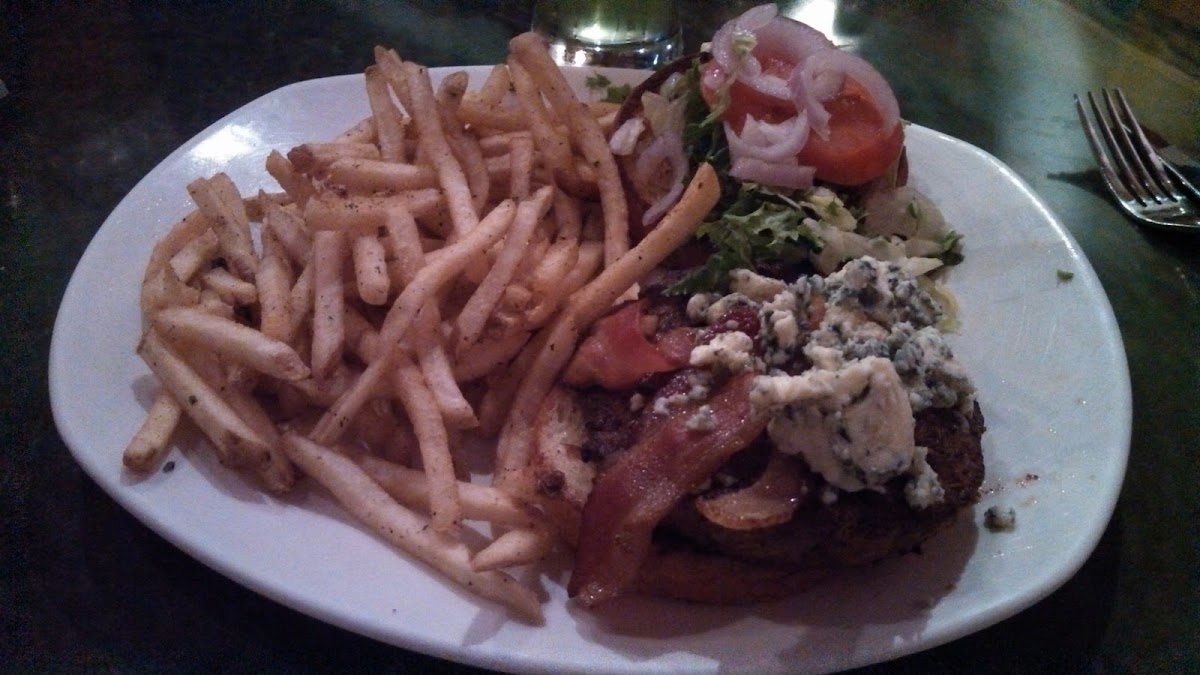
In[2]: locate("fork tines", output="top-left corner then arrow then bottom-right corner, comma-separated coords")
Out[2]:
1075,88 -> 1200,230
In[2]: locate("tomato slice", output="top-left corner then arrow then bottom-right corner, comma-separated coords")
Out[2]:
701,60 -> 904,186
797,79 -> 904,186
701,59 -> 793,132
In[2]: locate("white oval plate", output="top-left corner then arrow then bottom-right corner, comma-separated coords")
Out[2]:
49,66 -> 1130,674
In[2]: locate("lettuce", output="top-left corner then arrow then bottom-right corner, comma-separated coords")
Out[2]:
661,56 -> 963,296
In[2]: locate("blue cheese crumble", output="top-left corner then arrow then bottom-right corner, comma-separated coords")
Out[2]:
690,331 -> 757,373
687,256 -> 976,509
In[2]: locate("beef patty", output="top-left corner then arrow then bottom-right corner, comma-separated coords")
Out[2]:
576,386 -> 985,572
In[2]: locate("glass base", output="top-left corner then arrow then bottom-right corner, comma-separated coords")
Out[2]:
538,31 -> 684,69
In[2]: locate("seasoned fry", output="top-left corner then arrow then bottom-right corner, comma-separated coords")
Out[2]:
143,210 -> 211,296
197,288 -> 235,320
360,455 -> 542,529
567,163 -> 720,327
325,158 -> 437,193
257,252 -> 293,342
375,199 -> 516,349
155,306 -> 309,381
415,343 -> 479,429
381,206 -> 425,274
364,65 -> 408,162
506,60 -> 576,193
453,186 -> 554,357
265,150 -> 315,206
286,263 -> 314,342
199,267 -> 257,306
508,133 -> 535,200
352,234 -> 390,305
457,100 -> 529,132
222,385 -> 296,493
509,32 -> 629,267
391,355 -> 463,534
142,266 -> 202,314
473,63 -> 513,108
400,62 -> 478,239
495,165 -> 721,487
287,142 -> 381,174
493,312 -> 581,486
452,328 -> 530,383
307,348 -> 384,446
137,330 -> 270,468
168,228 -> 220,283
524,240 -> 602,328
437,71 -> 490,214
457,65 -> 526,133
311,230 -> 347,378
282,434 -> 543,623
342,303 -> 381,362
242,191 -> 290,223
472,527 -> 552,572
308,199 -> 516,444
376,205 -> 476,428
123,390 -> 183,472
304,190 -> 444,235
262,199 -> 312,266
187,174 -> 257,280
372,46 -> 413,111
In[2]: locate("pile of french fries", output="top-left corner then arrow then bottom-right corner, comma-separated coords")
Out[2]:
125,32 -> 719,622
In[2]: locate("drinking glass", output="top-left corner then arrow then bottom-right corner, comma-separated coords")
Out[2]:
532,0 -> 683,69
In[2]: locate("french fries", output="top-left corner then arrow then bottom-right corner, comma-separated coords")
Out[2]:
123,35 -> 716,623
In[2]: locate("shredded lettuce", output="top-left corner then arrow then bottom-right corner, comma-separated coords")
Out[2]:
668,184 -> 825,295
936,230 -> 965,265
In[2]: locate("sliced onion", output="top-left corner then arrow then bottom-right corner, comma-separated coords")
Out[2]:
787,61 -> 836,138
730,157 -> 816,190
709,3 -> 777,80
724,111 -> 810,163
793,48 -> 901,139
736,15 -> 836,101
635,133 -> 689,226
694,454 -> 806,531
609,117 -> 645,156
640,90 -> 688,138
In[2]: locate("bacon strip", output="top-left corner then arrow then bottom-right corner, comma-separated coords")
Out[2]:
568,372 -> 768,605
562,301 -> 687,390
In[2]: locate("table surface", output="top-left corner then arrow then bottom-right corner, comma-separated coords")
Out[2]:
3,1 -> 1198,671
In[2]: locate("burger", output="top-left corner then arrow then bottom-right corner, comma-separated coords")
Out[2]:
514,4 -> 984,607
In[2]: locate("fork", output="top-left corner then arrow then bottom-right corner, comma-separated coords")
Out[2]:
1075,88 -> 1200,232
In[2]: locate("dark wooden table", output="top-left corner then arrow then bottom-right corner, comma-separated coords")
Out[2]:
4,1 -> 1197,671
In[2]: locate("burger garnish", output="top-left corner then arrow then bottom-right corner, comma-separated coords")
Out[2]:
516,4 -> 986,608
609,3 -> 963,297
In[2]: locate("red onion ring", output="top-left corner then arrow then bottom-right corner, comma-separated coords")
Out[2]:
737,15 -> 836,101
723,111 -> 810,163
709,3 -> 777,83
792,48 -> 901,138
635,133 -> 689,226
609,117 -> 645,156
730,157 -> 816,190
